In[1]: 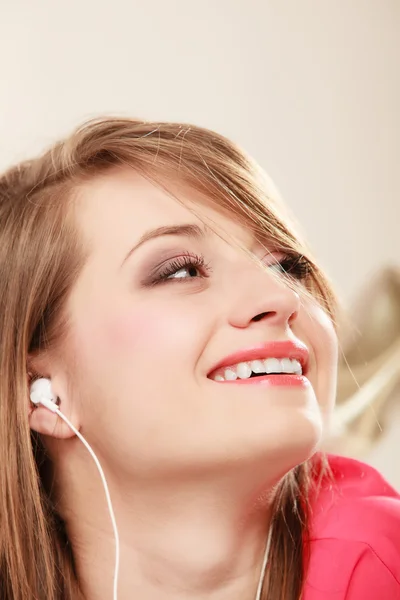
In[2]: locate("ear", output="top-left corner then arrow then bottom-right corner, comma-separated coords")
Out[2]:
28,374 -> 81,440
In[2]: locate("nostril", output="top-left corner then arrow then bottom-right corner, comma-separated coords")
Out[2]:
252,311 -> 274,322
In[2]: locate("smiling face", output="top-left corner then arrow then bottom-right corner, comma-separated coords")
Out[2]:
59,168 -> 337,483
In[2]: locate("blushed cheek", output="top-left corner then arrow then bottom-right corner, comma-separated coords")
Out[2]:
70,305 -> 150,374
94,302 -> 203,367
103,309 -> 160,352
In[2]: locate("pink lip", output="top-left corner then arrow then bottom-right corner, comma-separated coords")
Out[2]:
227,374 -> 309,387
207,340 -> 310,378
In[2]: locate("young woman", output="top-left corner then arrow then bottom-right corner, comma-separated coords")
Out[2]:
0,118 -> 399,600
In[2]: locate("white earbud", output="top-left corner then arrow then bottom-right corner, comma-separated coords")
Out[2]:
28,376 -> 120,599
30,377 -> 59,413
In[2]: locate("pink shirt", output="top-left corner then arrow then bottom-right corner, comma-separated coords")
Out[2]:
304,454 -> 400,599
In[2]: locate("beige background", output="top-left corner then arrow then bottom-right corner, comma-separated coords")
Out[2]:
1,1 -> 399,484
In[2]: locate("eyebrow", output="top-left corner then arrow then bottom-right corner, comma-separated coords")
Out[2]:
121,223 -> 207,266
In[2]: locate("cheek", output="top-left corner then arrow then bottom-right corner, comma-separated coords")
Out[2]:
70,297 -> 210,445
298,301 -> 338,411
105,308 -> 164,355
75,297 -> 207,380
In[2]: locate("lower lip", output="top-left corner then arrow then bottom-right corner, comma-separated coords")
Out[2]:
213,374 -> 310,387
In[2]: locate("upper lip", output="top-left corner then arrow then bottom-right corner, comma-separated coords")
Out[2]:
207,340 -> 310,377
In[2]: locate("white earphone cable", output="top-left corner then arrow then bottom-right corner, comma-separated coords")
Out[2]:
53,407 -> 120,600
255,523 -> 272,600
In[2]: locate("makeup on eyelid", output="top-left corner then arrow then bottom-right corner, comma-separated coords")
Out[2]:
136,249 -> 311,287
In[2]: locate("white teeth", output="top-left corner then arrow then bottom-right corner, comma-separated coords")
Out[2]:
264,358 -> 282,374
224,368 -> 237,381
236,362 -> 252,379
281,358 -> 293,373
250,359 -> 265,373
292,359 -> 302,375
214,374 -> 225,381
211,357 -> 304,381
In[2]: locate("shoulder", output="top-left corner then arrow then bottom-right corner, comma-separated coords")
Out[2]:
310,454 -> 400,545
304,454 -> 400,599
304,538 -> 400,599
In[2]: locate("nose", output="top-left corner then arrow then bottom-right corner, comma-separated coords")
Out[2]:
227,268 -> 300,330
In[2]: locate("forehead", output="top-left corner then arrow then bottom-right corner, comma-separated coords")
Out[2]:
75,168 -> 255,255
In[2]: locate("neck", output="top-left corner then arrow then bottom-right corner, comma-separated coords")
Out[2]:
61,463 -> 274,600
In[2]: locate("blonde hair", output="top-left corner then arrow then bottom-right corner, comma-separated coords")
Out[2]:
0,118 -> 336,600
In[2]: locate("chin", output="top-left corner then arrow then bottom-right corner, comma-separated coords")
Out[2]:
236,406 -> 323,474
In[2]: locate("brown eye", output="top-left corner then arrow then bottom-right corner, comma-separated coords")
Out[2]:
270,255 -> 311,281
264,252 -> 311,281
167,264 -> 201,279
152,253 -> 212,284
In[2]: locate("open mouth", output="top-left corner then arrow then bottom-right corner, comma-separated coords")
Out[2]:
209,358 -> 303,382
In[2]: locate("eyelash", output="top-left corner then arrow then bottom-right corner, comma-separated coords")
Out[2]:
270,254 -> 312,280
151,252 -> 311,285
153,253 -> 212,284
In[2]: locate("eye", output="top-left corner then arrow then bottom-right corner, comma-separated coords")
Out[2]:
152,253 -> 212,284
266,253 -> 311,281
167,263 -> 201,280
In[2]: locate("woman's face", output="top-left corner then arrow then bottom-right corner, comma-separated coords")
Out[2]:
61,169 -> 338,482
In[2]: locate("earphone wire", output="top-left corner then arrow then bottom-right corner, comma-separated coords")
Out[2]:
53,407 -> 120,600
255,523 -> 273,600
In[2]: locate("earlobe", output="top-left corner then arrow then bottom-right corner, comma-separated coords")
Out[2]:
28,377 -> 80,440
29,404 -> 77,439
